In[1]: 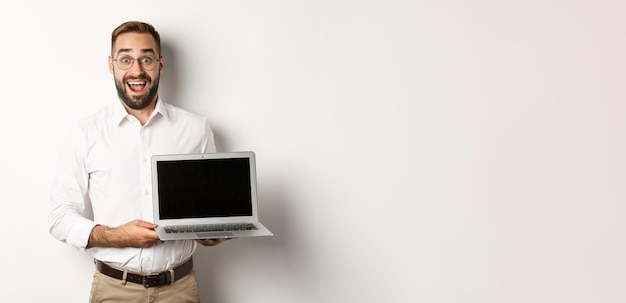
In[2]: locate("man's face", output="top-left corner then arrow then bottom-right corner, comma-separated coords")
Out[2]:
108,32 -> 163,110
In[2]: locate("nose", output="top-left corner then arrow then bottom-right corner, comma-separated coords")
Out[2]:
128,59 -> 146,73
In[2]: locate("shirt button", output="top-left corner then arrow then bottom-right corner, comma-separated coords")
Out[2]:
145,190 -> 150,196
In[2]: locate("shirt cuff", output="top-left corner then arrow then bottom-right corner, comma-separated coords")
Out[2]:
67,217 -> 98,251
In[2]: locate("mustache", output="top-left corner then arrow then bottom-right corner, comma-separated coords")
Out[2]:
124,74 -> 151,82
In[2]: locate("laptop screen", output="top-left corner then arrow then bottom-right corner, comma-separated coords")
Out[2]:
156,157 -> 253,219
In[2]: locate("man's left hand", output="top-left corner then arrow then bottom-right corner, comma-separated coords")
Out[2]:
196,238 -> 232,246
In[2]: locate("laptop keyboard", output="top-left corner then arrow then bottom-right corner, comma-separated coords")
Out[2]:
164,223 -> 258,234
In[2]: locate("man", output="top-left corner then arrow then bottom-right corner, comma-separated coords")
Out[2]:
48,21 -> 227,302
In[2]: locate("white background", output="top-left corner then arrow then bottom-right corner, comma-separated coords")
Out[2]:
1,1 -> 625,302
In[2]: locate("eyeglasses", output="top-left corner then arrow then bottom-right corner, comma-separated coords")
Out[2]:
113,55 -> 160,71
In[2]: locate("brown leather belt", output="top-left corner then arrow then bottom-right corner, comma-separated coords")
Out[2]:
95,258 -> 193,288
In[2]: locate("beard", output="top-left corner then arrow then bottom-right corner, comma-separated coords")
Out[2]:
114,72 -> 160,110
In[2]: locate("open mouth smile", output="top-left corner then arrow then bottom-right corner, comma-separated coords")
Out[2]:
127,80 -> 148,93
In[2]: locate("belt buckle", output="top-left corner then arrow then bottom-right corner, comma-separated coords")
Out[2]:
142,273 -> 162,288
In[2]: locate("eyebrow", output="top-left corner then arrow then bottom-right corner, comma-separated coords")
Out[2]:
115,48 -> 157,56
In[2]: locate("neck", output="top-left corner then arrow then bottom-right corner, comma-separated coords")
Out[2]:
122,97 -> 158,126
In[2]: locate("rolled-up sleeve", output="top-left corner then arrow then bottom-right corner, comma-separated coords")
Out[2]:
48,126 -> 97,250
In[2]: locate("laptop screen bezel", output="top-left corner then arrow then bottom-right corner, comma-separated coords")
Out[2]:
151,151 -> 259,226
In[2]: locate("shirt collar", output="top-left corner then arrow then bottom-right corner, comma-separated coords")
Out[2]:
113,96 -> 169,125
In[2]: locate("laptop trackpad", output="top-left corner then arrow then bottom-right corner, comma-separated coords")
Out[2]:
196,232 -> 235,238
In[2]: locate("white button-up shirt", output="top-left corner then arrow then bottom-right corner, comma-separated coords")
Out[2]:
49,98 -> 216,272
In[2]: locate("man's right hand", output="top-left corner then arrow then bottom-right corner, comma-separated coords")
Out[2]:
87,219 -> 162,248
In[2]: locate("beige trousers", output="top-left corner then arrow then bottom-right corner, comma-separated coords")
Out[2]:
89,269 -> 201,303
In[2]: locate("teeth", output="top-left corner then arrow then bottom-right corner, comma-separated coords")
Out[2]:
128,81 -> 145,85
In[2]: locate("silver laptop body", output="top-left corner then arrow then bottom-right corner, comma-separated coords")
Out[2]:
151,151 -> 273,240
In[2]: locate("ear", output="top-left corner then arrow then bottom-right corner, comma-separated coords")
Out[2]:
159,55 -> 164,72
108,56 -> 114,74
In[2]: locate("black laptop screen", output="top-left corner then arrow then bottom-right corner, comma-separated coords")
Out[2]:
156,157 -> 253,219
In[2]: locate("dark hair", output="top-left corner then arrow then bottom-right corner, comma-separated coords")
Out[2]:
111,21 -> 161,55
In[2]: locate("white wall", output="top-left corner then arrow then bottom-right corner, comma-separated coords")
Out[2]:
1,0 -> 625,302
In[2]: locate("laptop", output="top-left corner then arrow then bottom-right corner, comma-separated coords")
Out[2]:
151,151 -> 273,240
